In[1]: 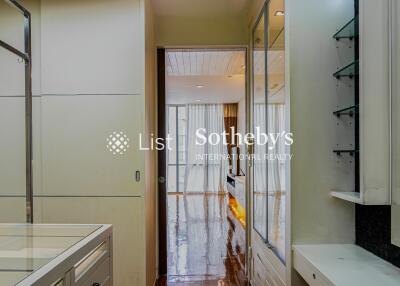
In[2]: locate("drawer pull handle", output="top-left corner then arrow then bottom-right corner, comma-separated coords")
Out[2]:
313,273 -> 316,279
93,283 -> 100,286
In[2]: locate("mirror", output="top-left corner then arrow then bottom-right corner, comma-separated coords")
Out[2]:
252,0 -> 286,262
392,0 -> 400,247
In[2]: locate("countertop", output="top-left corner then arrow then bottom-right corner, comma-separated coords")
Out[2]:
0,224 -> 109,285
293,244 -> 400,286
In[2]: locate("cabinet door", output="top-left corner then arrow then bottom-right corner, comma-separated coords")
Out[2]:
252,0 -> 287,262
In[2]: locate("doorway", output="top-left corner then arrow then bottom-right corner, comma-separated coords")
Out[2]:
158,48 -> 248,285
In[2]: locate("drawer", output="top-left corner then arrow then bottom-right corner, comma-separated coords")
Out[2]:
77,257 -> 110,286
252,241 -> 285,286
73,240 -> 110,285
51,278 -> 65,286
293,249 -> 331,286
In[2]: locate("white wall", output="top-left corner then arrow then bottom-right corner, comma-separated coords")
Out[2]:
156,15 -> 248,46
288,0 -> 356,284
0,0 -> 42,222
1,0 -> 157,285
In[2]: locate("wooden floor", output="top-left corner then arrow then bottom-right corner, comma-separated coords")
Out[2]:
160,193 -> 247,286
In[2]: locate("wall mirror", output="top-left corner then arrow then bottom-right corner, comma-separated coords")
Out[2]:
252,0 -> 286,262
392,0 -> 400,248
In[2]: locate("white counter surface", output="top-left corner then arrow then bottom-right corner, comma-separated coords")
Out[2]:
293,244 -> 400,286
0,224 -> 109,285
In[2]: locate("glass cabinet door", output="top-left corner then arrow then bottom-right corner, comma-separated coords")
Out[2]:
253,9 -> 268,241
252,0 -> 286,263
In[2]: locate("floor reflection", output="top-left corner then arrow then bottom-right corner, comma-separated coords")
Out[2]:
166,193 -> 246,286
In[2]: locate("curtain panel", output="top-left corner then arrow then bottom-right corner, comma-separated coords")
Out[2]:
184,104 -> 228,193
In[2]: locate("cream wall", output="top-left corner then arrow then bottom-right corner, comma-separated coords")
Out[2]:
156,15 -> 248,46
0,0 -> 42,222
288,0 -> 356,284
1,0 -> 157,285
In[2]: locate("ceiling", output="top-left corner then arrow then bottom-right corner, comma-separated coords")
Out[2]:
166,50 -> 246,104
166,49 -> 285,104
166,50 -> 245,76
152,0 -> 250,18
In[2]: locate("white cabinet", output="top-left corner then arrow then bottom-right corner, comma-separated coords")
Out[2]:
293,244 -> 400,286
0,224 -> 113,286
331,0 -> 391,205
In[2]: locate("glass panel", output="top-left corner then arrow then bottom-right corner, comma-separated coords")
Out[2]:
177,106 -> 186,165
267,0 -> 286,262
253,10 -> 268,241
333,16 -> 359,40
167,106 -> 177,165
167,165 -> 177,193
333,60 -> 359,79
0,224 -> 101,285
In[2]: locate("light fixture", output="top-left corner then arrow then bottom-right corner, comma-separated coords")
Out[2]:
196,85 -> 204,88
275,11 -> 284,16
196,99 -> 201,102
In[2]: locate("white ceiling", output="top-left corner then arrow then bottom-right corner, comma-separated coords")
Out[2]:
166,50 -> 245,76
166,75 -> 245,104
166,49 -> 284,105
152,0 -> 250,18
166,50 -> 246,104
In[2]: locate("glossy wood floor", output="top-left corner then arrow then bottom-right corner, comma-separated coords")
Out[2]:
160,193 -> 247,286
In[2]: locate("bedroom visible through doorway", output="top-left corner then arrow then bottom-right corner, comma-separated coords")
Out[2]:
161,48 -> 248,285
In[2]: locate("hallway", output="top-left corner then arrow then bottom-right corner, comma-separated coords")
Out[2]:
164,194 -> 247,286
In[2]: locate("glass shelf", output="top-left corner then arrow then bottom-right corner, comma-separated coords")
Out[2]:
333,105 -> 358,117
333,16 -> 358,40
333,149 -> 359,156
333,60 -> 359,79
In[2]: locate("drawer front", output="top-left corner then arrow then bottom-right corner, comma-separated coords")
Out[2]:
293,250 -> 331,286
252,241 -> 285,286
78,257 -> 110,286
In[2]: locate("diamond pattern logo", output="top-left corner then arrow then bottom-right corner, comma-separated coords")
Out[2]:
106,131 -> 130,155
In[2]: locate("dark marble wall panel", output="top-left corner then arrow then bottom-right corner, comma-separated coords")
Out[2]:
355,205 -> 400,267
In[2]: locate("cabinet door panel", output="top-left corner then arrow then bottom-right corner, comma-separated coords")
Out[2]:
39,94 -> 144,197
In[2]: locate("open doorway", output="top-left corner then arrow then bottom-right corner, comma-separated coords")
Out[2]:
158,48 -> 248,285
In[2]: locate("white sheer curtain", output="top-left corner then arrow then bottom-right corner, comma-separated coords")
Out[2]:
253,103 -> 286,239
184,104 -> 228,193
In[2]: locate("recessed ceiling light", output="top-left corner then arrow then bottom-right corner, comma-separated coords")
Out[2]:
196,99 -> 201,102
196,85 -> 204,88
275,11 -> 285,16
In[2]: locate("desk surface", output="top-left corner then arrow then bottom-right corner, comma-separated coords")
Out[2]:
293,244 -> 400,286
0,224 -> 101,285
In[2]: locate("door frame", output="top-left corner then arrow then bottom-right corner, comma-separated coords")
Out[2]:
156,45 -> 250,278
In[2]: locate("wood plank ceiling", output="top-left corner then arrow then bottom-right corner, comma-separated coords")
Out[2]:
166,50 -> 284,76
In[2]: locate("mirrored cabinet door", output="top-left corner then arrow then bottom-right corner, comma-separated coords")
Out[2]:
266,0 -> 286,262
253,9 -> 268,242
252,0 -> 287,263
392,0 -> 400,247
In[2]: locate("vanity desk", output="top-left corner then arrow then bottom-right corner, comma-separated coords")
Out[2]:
293,244 -> 400,286
0,224 -> 112,286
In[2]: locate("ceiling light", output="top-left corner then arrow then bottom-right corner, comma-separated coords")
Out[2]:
196,85 -> 204,88
196,99 -> 201,102
275,11 -> 285,16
